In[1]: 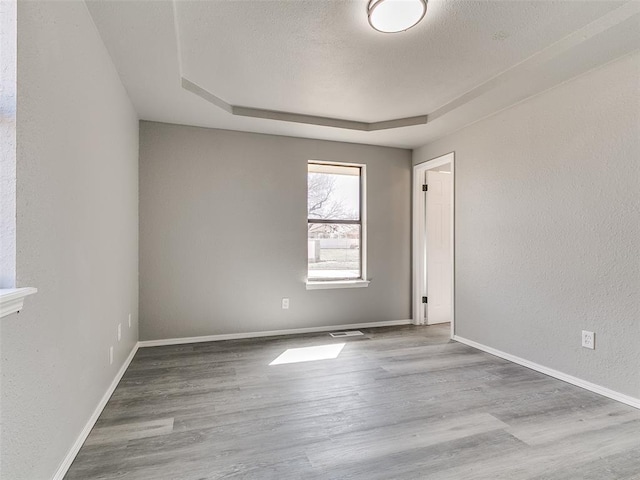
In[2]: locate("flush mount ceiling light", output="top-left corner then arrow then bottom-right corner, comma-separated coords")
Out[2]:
368,0 -> 427,33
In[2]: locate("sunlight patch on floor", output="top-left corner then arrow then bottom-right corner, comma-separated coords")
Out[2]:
269,343 -> 346,365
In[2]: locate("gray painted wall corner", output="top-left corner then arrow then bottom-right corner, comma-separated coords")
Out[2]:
1,2 -> 140,479
139,122 -> 412,340
413,52 -> 640,399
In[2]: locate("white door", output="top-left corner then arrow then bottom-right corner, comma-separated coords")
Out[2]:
426,171 -> 452,324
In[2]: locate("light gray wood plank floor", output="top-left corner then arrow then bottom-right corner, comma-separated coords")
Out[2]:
65,324 -> 640,479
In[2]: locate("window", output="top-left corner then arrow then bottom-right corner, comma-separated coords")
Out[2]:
307,162 -> 366,284
0,1 -> 36,318
1,0 -> 17,288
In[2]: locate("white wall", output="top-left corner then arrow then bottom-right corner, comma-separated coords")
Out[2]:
139,122 -> 411,340
414,52 -> 640,399
0,2 -> 139,479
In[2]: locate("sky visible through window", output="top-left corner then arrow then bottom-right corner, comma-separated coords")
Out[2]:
333,175 -> 359,217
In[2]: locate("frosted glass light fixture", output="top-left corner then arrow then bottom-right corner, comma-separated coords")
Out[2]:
368,0 -> 427,33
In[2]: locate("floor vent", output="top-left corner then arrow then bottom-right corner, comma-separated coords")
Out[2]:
329,330 -> 364,338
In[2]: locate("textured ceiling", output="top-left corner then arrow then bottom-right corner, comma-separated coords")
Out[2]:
86,0 -> 640,148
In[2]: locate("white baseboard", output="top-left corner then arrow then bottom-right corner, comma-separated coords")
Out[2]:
138,319 -> 413,348
52,342 -> 140,480
453,335 -> 640,410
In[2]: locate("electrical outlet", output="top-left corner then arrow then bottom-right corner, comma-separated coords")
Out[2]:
282,298 -> 290,309
128,313 -> 132,328
582,330 -> 595,350
109,346 -> 114,365
117,323 -> 122,342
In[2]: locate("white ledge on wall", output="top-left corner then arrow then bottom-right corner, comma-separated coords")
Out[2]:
306,280 -> 370,290
0,288 -> 38,319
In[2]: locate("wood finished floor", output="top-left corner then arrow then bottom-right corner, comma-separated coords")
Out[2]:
66,325 -> 640,479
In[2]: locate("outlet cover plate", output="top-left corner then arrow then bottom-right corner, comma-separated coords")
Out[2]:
582,330 -> 595,350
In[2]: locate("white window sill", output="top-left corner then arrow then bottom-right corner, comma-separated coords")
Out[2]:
306,280 -> 370,290
0,287 -> 38,319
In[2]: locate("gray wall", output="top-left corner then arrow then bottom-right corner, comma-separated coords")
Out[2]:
140,122 -> 411,340
414,52 -> 640,399
1,2 -> 139,479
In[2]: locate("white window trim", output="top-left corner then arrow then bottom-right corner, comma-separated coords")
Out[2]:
306,279 -> 370,290
0,287 -> 37,319
306,160 -> 368,288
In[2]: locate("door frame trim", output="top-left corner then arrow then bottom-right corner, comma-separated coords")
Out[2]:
412,152 -> 455,338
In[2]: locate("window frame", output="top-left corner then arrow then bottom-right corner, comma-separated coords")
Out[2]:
306,160 -> 368,288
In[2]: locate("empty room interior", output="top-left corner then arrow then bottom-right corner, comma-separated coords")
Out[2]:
1,0 -> 639,479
